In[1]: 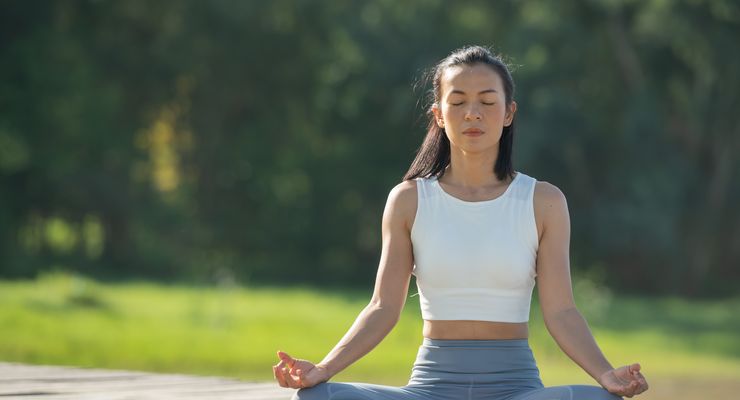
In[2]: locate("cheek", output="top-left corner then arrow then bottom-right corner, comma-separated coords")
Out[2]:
487,108 -> 510,125
442,106 -> 463,120
489,104 -> 507,117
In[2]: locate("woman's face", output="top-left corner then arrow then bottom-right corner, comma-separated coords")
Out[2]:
432,63 -> 516,154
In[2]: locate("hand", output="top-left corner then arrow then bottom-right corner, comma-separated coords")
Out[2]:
598,363 -> 649,398
273,350 -> 331,389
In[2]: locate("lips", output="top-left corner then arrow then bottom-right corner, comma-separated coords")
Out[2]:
463,128 -> 484,136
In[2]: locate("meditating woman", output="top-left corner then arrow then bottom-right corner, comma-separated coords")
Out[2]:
273,45 -> 649,400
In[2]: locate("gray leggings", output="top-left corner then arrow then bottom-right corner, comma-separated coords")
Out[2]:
292,338 -> 622,400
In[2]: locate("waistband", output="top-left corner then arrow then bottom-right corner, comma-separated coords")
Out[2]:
422,337 -> 531,348
410,337 -> 542,388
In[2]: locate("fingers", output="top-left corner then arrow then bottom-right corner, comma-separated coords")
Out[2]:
605,375 -> 638,398
273,358 -> 304,389
629,379 -> 639,393
273,363 -> 288,387
295,369 -> 304,386
277,351 -> 296,367
274,364 -> 297,388
639,375 -> 649,390
623,379 -> 640,397
635,373 -> 649,394
283,367 -> 302,388
602,366 -> 649,398
628,363 -> 649,394
615,383 -> 636,398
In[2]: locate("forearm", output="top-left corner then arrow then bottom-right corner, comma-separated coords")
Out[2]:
317,303 -> 399,378
544,307 -> 614,383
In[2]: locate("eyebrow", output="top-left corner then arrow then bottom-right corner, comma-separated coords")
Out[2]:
449,89 -> 498,95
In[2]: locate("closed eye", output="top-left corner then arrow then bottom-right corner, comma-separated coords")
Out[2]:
450,102 -> 496,106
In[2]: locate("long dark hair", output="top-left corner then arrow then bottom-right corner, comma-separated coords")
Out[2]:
403,45 -> 517,182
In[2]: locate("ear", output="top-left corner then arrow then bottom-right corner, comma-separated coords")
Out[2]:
431,103 -> 445,128
504,101 -> 517,127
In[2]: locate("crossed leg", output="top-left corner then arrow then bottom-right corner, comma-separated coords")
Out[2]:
506,384 -> 623,400
292,382 -> 456,400
292,382 -> 622,400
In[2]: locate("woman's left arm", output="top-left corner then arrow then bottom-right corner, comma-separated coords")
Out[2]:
533,182 -> 649,398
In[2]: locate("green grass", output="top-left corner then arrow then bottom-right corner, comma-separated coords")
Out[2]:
1,271 -> 739,388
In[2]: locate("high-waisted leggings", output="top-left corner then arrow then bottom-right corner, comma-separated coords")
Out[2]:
292,338 -> 622,400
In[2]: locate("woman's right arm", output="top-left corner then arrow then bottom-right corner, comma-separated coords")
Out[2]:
317,180 -> 417,377
274,180 -> 417,388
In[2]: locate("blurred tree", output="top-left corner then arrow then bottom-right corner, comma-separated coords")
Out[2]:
0,0 -> 737,296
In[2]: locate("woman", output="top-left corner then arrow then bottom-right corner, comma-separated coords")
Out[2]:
273,45 -> 649,400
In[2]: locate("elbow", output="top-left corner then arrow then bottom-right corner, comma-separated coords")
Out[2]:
366,301 -> 403,326
543,306 -> 580,329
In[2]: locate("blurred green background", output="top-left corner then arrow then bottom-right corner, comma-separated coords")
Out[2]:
1,1 -> 739,399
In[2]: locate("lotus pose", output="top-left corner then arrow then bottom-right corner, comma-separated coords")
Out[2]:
273,45 -> 649,400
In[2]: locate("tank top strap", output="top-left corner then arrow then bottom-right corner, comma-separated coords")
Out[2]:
502,171 -> 529,200
509,172 -> 539,249
414,175 -> 434,200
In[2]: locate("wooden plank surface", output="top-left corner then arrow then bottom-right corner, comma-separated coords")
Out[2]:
0,362 -> 296,400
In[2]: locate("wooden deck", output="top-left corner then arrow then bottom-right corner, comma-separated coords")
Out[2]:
0,362 -> 295,399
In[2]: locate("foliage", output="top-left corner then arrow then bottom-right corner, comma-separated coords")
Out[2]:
1,1 -> 739,296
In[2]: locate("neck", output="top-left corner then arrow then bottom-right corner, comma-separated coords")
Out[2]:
443,146 -> 502,187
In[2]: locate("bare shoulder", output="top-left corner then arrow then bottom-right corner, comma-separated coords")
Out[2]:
390,178 -> 417,196
534,180 -> 567,207
533,181 -> 569,239
385,179 -> 418,231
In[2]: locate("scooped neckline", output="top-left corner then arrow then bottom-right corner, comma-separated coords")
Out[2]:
433,172 -> 520,207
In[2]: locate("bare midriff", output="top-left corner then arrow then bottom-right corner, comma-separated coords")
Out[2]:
423,320 -> 529,340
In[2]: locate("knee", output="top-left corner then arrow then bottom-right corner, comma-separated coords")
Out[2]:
571,384 -> 623,400
524,385 -> 622,400
291,383 -> 328,400
291,382 -> 384,400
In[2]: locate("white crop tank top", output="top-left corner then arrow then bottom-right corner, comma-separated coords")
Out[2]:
410,171 -> 539,323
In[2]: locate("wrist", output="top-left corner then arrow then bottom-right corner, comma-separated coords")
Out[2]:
595,367 -> 612,385
316,362 -> 336,379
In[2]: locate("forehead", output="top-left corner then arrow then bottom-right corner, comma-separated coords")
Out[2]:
440,63 -> 504,94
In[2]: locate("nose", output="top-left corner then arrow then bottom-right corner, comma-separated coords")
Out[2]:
464,105 -> 482,121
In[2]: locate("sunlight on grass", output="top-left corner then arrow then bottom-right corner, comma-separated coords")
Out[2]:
0,271 -> 738,389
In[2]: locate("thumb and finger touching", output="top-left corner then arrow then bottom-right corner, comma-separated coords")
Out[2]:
277,351 -> 294,363
615,364 -> 649,397
274,351 -> 324,389
601,367 -> 640,397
